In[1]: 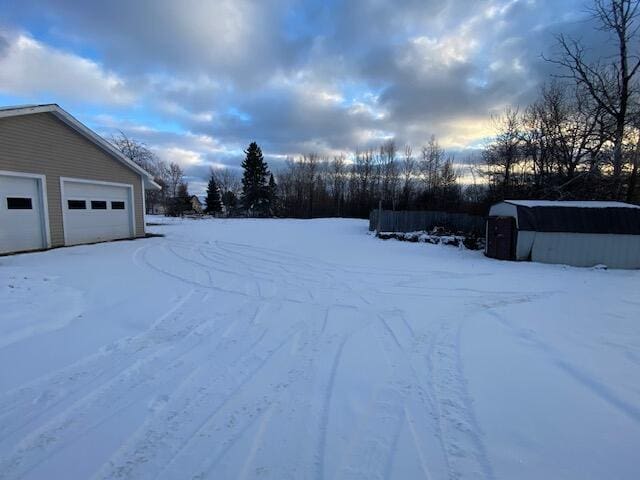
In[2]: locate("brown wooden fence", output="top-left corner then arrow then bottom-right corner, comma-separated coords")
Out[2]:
369,209 -> 485,235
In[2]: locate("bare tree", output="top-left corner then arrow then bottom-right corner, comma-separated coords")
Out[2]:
378,140 -> 399,209
329,155 -> 347,214
111,131 -> 157,173
548,0 -> 640,196
419,135 -> 445,195
484,107 -> 522,196
111,131 -> 169,213
400,145 -> 415,208
166,162 -> 184,199
626,124 -> 640,200
214,167 -> 241,196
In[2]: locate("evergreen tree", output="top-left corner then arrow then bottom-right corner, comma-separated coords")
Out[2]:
267,173 -> 278,214
204,174 -> 223,214
241,142 -> 270,214
222,190 -> 237,210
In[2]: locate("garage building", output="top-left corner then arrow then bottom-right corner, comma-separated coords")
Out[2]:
486,200 -> 640,269
0,104 -> 160,254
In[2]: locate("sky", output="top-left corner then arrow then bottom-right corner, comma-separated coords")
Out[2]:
0,0 -> 596,194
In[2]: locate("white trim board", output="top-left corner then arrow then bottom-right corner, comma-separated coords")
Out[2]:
0,169 -> 52,249
140,176 -> 147,234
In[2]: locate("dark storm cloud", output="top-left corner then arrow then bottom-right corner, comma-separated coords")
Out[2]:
2,0 -> 603,189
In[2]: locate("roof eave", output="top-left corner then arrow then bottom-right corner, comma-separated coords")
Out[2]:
145,178 -> 162,191
0,104 -> 157,184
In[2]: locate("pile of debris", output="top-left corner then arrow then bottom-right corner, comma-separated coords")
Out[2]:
376,226 -> 485,250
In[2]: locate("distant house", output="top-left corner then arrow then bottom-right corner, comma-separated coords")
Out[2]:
0,104 -> 160,255
189,195 -> 203,213
485,200 -> 640,269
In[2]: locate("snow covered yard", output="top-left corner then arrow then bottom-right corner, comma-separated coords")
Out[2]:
0,217 -> 639,480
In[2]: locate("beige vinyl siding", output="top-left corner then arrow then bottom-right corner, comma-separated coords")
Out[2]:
0,113 -> 144,246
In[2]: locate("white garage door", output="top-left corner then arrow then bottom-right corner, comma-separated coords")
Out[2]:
62,179 -> 134,245
0,173 -> 47,254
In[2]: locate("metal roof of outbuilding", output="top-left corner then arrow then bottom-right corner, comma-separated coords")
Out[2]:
498,200 -> 640,235
504,200 -> 640,209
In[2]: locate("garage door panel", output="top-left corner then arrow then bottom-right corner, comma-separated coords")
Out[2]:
62,180 -> 134,245
0,174 -> 46,254
64,182 -> 131,200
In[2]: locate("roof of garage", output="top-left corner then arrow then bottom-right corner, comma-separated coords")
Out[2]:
0,104 -> 160,190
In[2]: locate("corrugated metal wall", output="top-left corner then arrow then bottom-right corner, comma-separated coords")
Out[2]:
530,232 -> 640,268
369,209 -> 485,235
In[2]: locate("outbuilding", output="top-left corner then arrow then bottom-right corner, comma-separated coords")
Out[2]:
0,104 -> 160,255
485,200 -> 640,269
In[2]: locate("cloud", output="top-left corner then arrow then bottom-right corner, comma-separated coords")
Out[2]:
5,0 -> 304,87
0,30 -> 134,105
1,0 -> 603,191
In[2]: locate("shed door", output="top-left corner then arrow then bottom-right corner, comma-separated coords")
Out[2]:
486,216 -> 517,260
0,174 -> 47,254
62,180 -> 133,245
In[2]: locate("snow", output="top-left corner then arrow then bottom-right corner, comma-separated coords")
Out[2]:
1,216 -> 639,479
504,199 -> 640,208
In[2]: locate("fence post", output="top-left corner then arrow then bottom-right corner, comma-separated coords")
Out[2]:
376,200 -> 382,232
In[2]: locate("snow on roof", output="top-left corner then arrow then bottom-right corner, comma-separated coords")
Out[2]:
504,200 -> 640,209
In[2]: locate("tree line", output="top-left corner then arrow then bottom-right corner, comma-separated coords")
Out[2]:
275,139 -> 466,218
112,134 -> 281,217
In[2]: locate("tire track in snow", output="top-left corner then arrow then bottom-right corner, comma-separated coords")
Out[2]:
168,244 -> 248,278
427,318 -> 495,480
191,399 -> 278,480
0,297 -> 263,479
154,323 -> 306,478
343,309 -> 494,480
91,303 -> 281,478
0,288 -> 198,440
145,243 -> 333,308
95,327 -> 272,480
338,386 -> 408,480
316,334 -> 350,480
337,314 -> 444,480
404,406 -> 435,480
168,238 -> 381,313
209,305 -> 350,480
200,243 -> 295,280
0,316 -> 223,479
484,308 -> 640,425
216,304 -> 344,479
237,400 -> 279,480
